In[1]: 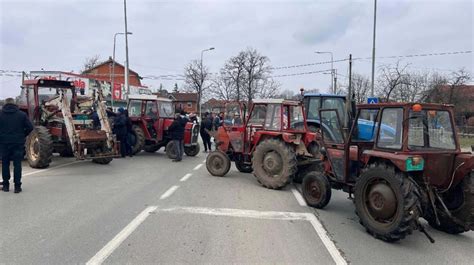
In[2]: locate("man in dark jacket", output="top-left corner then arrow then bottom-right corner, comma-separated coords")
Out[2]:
113,107 -> 128,157
168,113 -> 185,162
0,98 -> 33,193
200,112 -> 213,152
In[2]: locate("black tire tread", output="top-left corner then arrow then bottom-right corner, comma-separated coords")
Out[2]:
132,125 -> 145,155
26,126 -> 53,169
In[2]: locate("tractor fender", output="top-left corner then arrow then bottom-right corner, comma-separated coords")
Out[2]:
361,150 -> 409,172
281,133 -> 302,145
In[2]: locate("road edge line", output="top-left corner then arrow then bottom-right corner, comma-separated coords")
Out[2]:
291,187 -> 307,207
23,160 -> 82,177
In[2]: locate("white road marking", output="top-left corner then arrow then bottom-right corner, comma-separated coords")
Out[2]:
23,161 -> 82,177
86,206 -> 158,265
155,206 -> 347,265
159,185 -> 180,199
291,187 -> 307,207
202,159 -> 206,163
180,173 -> 192,182
193,164 -> 203,170
304,213 -> 347,265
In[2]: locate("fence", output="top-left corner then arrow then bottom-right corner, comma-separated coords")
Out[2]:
457,126 -> 474,137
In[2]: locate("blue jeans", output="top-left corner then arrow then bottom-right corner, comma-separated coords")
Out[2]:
173,139 -> 184,160
1,143 -> 24,187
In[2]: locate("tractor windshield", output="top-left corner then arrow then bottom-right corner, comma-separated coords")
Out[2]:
224,103 -> 242,126
38,87 -> 74,103
408,110 -> 456,150
158,101 -> 174,118
288,105 -> 305,130
128,100 -> 142,117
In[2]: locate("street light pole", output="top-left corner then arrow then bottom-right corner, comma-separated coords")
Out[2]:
315,51 -> 334,93
370,0 -> 377,97
199,47 -> 215,117
111,32 -> 132,108
123,0 -> 130,98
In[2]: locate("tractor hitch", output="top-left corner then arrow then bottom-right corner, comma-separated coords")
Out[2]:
416,220 -> 435,243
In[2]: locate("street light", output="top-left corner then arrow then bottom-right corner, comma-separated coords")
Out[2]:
199,47 -> 215,117
315,51 -> 334,93
111,31 -> 132,108
123,0 -> 131,98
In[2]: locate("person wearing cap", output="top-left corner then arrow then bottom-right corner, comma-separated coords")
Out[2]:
0,98 -> 33,193
113,107 -> 128,157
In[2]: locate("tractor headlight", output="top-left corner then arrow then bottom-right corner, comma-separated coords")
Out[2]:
406,156 -> 424,171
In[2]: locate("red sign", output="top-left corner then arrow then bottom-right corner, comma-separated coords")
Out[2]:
112,83 -> 122,100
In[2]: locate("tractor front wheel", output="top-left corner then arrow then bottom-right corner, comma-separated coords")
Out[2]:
165,141 -> 178,159
426,172 -> 473,234
302,171 -> 331,209
206,151 -> 231,177
252,138 -> 297,189
26,126 -> 53,169
354,163 -> 421,242
184,145 -> 200,156
131,125 -> 145,155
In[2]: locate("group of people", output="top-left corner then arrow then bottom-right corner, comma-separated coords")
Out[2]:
200,112 -> 224,153
112,107 -> 134,158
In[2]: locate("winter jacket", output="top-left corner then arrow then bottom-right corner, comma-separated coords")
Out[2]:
113,113 -> 128,137
0,103 -> 34,144
168,116 -> 185,140
200,117 -> 213,136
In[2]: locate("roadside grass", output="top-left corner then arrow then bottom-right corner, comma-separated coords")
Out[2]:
459,136 -> 474,149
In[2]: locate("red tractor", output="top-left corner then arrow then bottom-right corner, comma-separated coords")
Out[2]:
302,102 -> 473,242
126,95 -> 200,158
18,79 -> 119,168
206,99 -> 320,189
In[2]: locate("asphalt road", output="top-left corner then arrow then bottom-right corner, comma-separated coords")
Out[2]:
0,150 -> 473,265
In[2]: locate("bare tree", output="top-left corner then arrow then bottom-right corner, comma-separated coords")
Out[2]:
376,61 -> 410,102
256,78 -> 280,99
349,73 -> 371,103
208,73 -> 237,100
183,59 -> 210,112
83,55 -> 101,72
221,52 -> 246,101
446,68 -> 471,104
241,48 -> 272,103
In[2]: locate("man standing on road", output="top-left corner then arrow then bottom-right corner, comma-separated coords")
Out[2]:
0,98 -> 33,193
113,107 -> 128,158
168,113 -> 185,162
200,112 -> 213,153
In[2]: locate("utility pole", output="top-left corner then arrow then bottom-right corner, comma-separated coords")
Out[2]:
370,0 -> 377,97
111,32 -> 132,108
345,54 -> 353,130
123,0 -> 130,98
199,47 -> 215,117
315,51 -> 334,93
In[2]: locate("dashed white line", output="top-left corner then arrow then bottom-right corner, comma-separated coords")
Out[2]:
86,206 -> 158,265
193,164 -> 203,170
160,185 -> 180,200
202,159 -> 206,163
180,173 -> 192,182
291,187 -> 307,207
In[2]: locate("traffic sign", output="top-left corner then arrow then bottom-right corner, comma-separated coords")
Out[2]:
367,97 -> 378,104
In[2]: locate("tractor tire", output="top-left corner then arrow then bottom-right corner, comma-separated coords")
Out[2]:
252,138 -> 297,189
131,125 -> 145,155
144,145 -> 161,153
26,126 -> 53,169
59,145 -> 74,157
354,163 -> 421,242
235,160 -> 253,173
166,141 -> 178,159
426,172 -> 474,234
206,151 -> 231,177
184,144 -> 200,157
302,171 -> 331,209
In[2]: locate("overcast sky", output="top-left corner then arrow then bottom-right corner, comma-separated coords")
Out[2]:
0,0 -> 473,99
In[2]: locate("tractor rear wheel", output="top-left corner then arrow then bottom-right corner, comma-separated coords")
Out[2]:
294,163 -> 322,183
144,145 -> 161,153
235,160 -> 253,173
184,145 -> 200,156
302,171 -> 331,209
165,141 -> 178,159
426,172 -> 473,234
92,157 -> 113,164
131,125 -> 145,155
206,151 -> 231,177
354,163 -> 421,242
252,138 -> 297,189
26,126 -> 53,169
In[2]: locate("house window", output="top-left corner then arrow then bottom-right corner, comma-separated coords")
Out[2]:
187,102 -> 192,107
